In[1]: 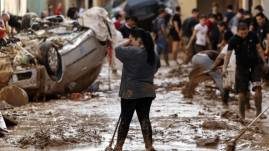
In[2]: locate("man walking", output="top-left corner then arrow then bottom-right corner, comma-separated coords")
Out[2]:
186,15 -> 211,54
154,8 -> 169,66
223,23 -> 269,119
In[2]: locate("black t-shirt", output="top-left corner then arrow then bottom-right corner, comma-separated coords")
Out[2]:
119,24 -> 134,38
172,13 -> 181,30
255,22 -> 269,50
170,13 -> 182,36
209,12 -> 223,22
251,13 -> 269,31
223,29 -> 233,42
243,18 -> 252,27
182,17 -> 198,38
224,12 -> 235,23
228,32 -> 260,66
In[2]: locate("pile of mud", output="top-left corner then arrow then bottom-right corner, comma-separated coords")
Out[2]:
18,125 -> 102,149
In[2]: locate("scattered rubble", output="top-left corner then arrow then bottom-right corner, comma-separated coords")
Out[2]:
18,124 -> 102,149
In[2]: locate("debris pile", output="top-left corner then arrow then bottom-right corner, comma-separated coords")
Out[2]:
18,125 -> 102,149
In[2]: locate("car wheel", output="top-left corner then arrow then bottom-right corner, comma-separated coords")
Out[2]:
40,42 -> 62,81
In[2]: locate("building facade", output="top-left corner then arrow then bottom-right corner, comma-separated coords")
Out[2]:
0,0 -> 268,19
179,0 -> 269,20
0,0 -> 27,16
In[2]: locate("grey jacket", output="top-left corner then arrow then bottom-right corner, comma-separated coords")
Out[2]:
115,46 -> 160,99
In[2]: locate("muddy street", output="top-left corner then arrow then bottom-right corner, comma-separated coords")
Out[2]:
0,63 -> 269,151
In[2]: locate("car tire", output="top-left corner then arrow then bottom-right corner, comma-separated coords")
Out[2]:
40,42 -> 62,81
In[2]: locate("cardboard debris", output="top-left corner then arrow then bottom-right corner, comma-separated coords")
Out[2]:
0,58 -> 13,89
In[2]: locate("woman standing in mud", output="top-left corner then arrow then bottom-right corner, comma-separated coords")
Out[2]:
113,28 -> 159,151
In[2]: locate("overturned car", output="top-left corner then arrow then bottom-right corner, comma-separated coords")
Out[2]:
0,7 -> 121,101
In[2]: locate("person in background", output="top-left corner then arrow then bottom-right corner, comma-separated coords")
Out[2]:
155,8 -> 169,66
54,2 -> 63,16
253,5 -> 268,21
169,6 -> 182,64
255,13 -> 269,56
223,22 -> 268,119
250,5 -> 268,32
210,21 -> 234,106
206,14 -> 220,51
48,5 -> 54,16
228,8 -> 245,34
243,10 -> 252,27
67,3 -> 78,20
217,21 -> 233,50
114,12 -> 125,30
223,4 -> 235,24
114,28 -> 159,151
255,13 -> 269,85
119,16 -> 137,38
187,15 -> 211,54
209,2 -> 223,21
0,13 -> 10,42
182,8 -> 199,41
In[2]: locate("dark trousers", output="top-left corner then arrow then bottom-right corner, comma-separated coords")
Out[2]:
194,44 -> 206,54
115,97 -> 154,149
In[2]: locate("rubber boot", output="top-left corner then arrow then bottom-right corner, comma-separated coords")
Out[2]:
146,146 -> 156,151
113,146 -> 122,151
164,53 -> 170,66
245,92 -> 251,110
254,87 -> 262,117
239,93 -> 246,119
222,89 -> 230,107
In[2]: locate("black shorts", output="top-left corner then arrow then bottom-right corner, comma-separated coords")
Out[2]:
194,44 -> 206,54
235,64 -> 262,92
170,29 -> 180,41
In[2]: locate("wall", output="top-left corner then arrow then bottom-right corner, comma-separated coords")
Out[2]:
179,0 -> 197,20
1,0 -> 27,15
27,0 -> 47,16
261,0 -> 269,18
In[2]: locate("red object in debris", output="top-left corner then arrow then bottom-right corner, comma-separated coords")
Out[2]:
107,41 -> 113,65
0,30 -> 5,39
0,21 -> 6,39
70,93 -> 82,101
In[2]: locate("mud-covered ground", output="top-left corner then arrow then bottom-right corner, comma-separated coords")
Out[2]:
0,61 -> 269,151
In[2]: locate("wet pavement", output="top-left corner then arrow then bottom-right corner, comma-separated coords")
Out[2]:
0,62 -> 269,151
